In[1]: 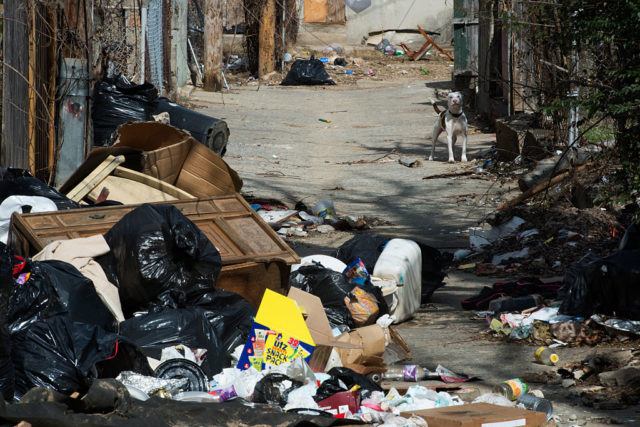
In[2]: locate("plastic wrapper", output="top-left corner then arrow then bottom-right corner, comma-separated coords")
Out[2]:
8,260 -> 117,334
119,308 -> 224,377
559,224 -> 640,319
11,316 -> 144,400
0,168 -> 79,210
281,58 -> 336,86
212,367 -> 264,400
284,383 -> 319,411
344,287 -> 379,326
252,373 -> 302,406
97,204 -> 222,317
116,371 -> 189,396
343,257 -> 370,285
92,75 -> 158,146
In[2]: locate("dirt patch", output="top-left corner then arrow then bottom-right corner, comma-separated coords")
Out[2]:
223,46 -> 454,87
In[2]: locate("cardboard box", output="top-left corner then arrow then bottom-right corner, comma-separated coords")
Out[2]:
335,324 -> 386,375
317,390 -> 361,415
401,403 -> 547,427
59,122 -> 242,198
236,288 -> 359,372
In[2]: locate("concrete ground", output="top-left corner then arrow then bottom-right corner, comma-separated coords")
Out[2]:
190,75 -> 639,426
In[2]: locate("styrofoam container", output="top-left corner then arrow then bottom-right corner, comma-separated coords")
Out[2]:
290,254 -> 347,273
372,239 -> 422,323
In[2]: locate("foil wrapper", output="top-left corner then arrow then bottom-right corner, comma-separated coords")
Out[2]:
116,371 -> 189,396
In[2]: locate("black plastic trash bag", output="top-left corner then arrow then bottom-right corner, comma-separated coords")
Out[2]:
289,265 -> 388,329
92,75 -> 158,146
416,242 -> 449,303
10,316 -> 146,400
192,290 -> 256,365
281,58 -> 336,86
326,367 -> 382,394
315,367 -> 382,402
0,168 -> 80,210
336,234 -> 389,273
253,373 -> 302,406
289,265 -> 356,329
119,308 -> 224,377
559,224 -> 640,319
0,295 -> 14,401
97,204 -> 222,317
148,289 -> 255,367
8,260 -> 117,334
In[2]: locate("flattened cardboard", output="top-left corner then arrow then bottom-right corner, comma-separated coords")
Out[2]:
237,289 -> 315,370
287,287 -> 361,372
175,141 -> 240,197
400,403 -> 546,427
237,288 -> 359,373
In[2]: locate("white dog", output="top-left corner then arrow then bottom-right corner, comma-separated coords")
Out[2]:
428,92 -> 468,163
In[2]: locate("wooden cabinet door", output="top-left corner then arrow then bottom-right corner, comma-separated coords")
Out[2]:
304,0 -> 345,24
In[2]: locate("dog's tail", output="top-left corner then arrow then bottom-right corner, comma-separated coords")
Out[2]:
430,98 -> 442,114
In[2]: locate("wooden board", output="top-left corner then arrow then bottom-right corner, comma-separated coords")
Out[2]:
66,155 -> 125,202
326,0 -> 345,24
86,166 -> 195,204
8,194 -> 300,266
87,176 -> 179,204
304,0 -> 326,23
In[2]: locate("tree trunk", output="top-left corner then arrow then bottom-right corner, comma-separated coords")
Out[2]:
258,0 -> 276,78
204,0 -> 223,91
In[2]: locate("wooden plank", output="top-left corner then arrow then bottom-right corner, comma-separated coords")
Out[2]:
111,166 -> 195,200
28,2 -> 37,174
304,0 -> 326,23
418,25 -> 455,61
326,0 -> 345,24
66,155 -> 125,201
86,176 -> 179,204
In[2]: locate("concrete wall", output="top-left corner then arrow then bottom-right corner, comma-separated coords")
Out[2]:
344,0 -> 453,45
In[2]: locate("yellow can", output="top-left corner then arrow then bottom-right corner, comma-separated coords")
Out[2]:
535,346 -> 559,365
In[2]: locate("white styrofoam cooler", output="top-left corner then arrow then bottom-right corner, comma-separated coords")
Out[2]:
372,239 -> 422,323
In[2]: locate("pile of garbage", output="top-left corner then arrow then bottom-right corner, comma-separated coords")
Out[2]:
454,205 -> 626,276
461,223 -> 640,346
252,199 -> 391,237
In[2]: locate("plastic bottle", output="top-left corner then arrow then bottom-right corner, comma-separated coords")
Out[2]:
517,393 -> 553,421
380,365 -> 440,382
534,347 -> 559,366
492,378 -> 528,400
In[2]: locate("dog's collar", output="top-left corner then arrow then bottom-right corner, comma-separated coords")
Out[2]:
448,109 -> 463,118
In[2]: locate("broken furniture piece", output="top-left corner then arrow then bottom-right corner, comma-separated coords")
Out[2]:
401,25 -> 454,61
66,155 -> 194,204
